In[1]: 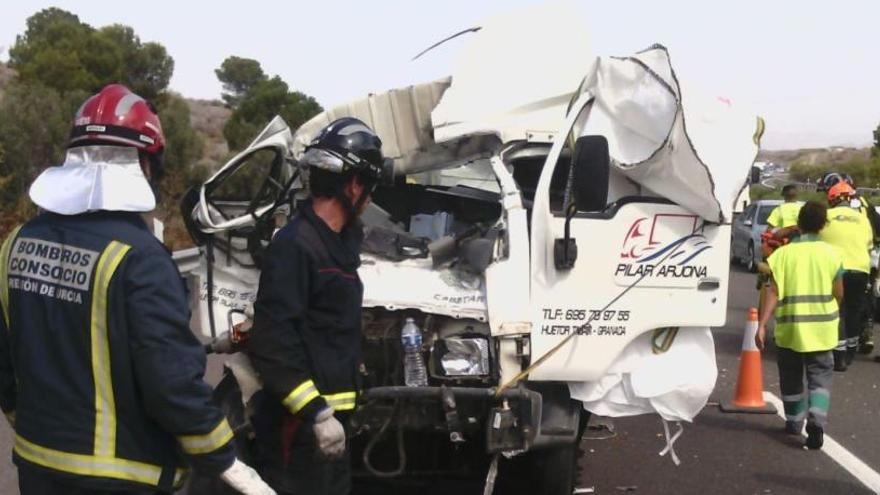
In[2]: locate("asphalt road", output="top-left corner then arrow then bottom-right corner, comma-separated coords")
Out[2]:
0,264 -> 877,494
579,265 -> 880,495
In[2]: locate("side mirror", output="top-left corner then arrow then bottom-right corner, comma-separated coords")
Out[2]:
554,135 -> 610,270
743,219 -> 753,227
571,135 -> 610,212
750,166 -> 761,185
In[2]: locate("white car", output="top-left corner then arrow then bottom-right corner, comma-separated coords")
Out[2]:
730,199 -> 785,271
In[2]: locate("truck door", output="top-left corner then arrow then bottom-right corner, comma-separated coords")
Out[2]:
528,96 -> 730,382
186,116 -> 298,339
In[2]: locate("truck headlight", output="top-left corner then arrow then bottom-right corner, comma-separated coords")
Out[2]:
435,336 -> 490,377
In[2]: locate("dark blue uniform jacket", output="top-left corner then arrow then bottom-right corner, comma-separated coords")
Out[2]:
0,212 -> 234,492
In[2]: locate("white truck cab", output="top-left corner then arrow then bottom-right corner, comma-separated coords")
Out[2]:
181,10 -> 761,494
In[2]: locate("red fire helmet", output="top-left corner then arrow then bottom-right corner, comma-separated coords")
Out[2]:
69,84 -> 165,155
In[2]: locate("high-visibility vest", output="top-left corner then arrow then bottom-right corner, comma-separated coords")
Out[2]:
768,236 -> 842,352
767,201 -> 802,229
821,205 -> 873,273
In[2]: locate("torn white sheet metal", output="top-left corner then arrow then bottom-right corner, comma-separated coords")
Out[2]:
291,79 -> 477,176
359,254 -> 488,321
291,9 -> 757,223
568,327 -> 717,422
577,45 -> 761,223
430,5 -> 594,147
197,116 -> 297,233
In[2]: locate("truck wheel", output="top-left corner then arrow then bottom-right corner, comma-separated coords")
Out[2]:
497,444 -> 580,495
747,242 -> 757,273
497,407 -> 586,495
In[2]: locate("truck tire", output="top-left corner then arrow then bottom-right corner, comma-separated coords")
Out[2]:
496,406 -> 586,495
496,443 -> 580,495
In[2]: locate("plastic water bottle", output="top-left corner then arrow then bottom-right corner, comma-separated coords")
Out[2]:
401,318 -> 428,386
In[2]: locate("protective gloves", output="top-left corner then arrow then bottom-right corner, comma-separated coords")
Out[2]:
313,407 -> 346,460
220,458 -> 277,495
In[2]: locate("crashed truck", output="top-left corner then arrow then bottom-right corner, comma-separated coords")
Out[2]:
180,13 -> 761,494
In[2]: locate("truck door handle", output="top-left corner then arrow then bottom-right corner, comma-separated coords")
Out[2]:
697,278 -> 720,291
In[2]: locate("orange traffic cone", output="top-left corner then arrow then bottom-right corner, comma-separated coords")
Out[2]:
719,307 -> 776,414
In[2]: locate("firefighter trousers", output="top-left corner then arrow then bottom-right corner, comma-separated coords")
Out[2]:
258,415 -> 351,495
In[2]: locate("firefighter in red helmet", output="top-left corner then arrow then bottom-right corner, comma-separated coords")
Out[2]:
0,85 -> 275,494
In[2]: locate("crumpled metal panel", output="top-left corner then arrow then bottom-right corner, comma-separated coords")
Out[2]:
292,79 -> 451,167
359,254 -> 488,321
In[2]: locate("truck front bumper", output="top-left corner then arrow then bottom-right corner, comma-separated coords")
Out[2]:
352,385 -> 546,453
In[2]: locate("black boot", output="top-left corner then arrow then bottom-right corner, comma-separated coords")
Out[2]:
833,351 -> 848,372
846,347 -> 857,366
805,424 -> 824,450
859,329 -> 874,354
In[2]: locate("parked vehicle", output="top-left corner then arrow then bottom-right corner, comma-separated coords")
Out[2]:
731,200 -> 783,272
179,10 -> 760,494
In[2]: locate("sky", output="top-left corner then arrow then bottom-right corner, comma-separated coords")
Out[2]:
2,0 -> 879,150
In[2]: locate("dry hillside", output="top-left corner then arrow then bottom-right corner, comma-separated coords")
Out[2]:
0,64 -> 16,97
758,147 -> 871,167
187,98 -> 231,168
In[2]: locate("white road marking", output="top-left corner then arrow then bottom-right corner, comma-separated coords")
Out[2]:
764,392 -> 880,493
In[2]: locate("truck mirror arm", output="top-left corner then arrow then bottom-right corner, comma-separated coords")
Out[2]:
554,202 -> 578,270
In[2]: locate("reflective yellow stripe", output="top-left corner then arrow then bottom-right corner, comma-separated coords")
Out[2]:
90,241 -> 130,457
177,418 -> 234,455
323,391 -> 357,411
0,225 -> 23,328
282,380 -> 319,414
4,410 -> 14,427
173,468 -> 189,488
14,434 -> 164,486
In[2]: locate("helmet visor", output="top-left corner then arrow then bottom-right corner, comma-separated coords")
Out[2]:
301,147 -> 347,173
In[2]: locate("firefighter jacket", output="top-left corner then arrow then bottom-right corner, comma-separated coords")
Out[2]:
0,212 -> 234,492
248,200 -> 364,425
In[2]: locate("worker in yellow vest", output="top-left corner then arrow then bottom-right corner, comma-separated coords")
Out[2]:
820,182 -> 873,371
766,185 -> 802,233
757,200 -> 843,450
817,172 -> 880,355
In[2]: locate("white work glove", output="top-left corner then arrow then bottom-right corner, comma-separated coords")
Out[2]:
313,407 -> 346,460
220,458 -> 276,495
874,275 -> 880,299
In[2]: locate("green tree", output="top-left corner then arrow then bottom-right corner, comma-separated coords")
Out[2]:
7,8 -> 94,94
156,93 -> 203,177
8,8 -> 173,99
223,76 -> 322,151
0,81 -> 87,209
215,56 -> 266,107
